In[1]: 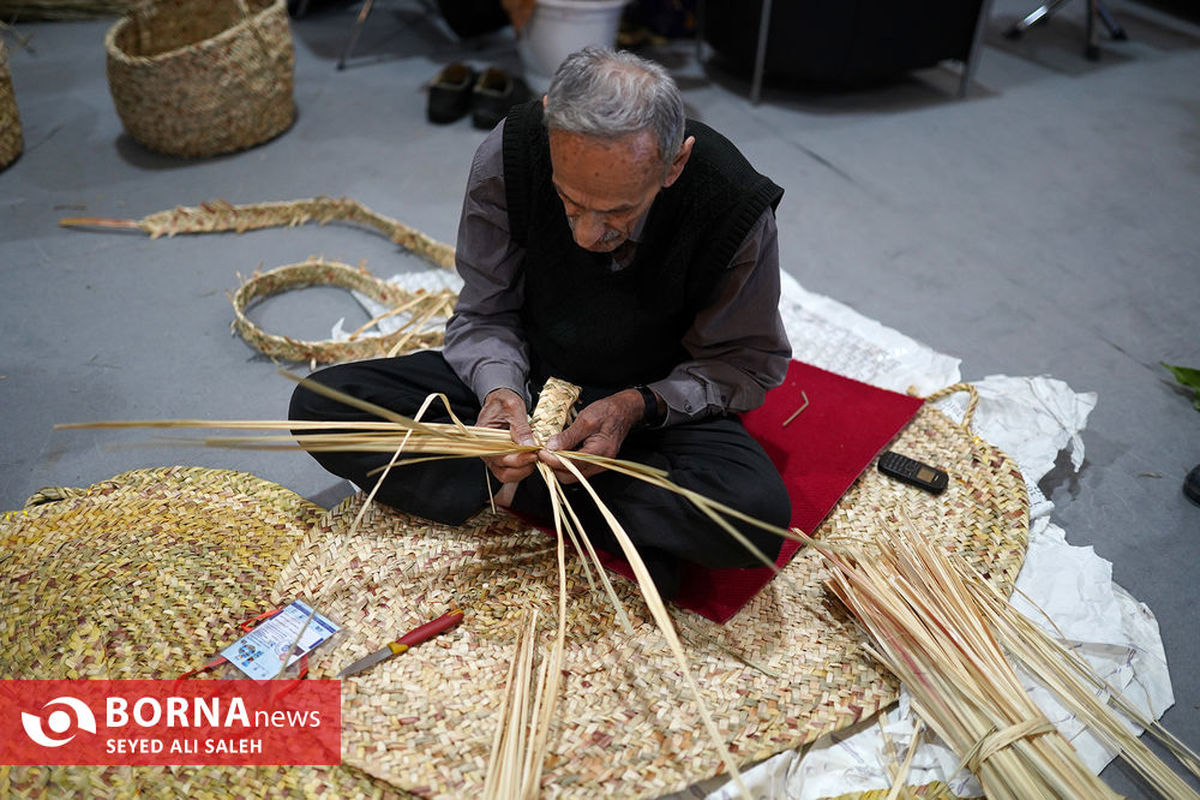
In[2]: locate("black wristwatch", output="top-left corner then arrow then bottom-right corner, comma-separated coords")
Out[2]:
634,385 -> 665,428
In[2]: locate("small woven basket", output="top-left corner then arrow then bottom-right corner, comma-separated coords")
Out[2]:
104,0 -> 295,158
0,38 -> 22,170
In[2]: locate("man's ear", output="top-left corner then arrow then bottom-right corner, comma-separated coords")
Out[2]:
662,136 -> 695,188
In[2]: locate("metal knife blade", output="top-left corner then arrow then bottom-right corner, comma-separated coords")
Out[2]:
336,646 -> 392,679
337,609 -> 465,679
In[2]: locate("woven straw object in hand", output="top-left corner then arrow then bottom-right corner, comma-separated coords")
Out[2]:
104,0 -> 295,157
0,37 -> 22,170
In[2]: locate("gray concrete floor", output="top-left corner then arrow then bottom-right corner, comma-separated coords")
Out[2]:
1,0 -> 1198,796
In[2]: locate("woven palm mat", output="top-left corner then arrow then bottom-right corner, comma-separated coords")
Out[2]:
0,466 -> 411,800
271,402 -> 1029,799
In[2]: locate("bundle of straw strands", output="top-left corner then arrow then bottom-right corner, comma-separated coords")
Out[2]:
820,514 -> 1200,800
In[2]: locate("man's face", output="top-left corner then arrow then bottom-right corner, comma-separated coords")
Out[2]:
548,129 -> 667,253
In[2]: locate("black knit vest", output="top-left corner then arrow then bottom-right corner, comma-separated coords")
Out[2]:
502,100 -> 783,390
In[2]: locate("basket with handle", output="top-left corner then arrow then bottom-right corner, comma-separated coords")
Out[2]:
104,0 -> 296,157
0,37 -> 22,170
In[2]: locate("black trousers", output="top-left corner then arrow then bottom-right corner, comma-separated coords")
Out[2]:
289,351 -> 790,571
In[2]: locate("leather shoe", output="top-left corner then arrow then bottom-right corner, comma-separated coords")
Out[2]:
471,67 -> 530,131
427,62 -> 477,124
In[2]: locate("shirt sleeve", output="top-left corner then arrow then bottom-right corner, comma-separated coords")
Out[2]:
648,209 -> 792,425
442,120 -> 534,407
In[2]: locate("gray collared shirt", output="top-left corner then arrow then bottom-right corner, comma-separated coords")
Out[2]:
443,120 -> 791,425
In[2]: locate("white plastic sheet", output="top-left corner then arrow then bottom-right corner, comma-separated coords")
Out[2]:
330,268 -> 463,342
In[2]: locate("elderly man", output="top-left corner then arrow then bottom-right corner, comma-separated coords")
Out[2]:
291,47 -> 791,597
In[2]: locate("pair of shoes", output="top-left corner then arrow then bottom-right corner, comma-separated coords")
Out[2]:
427,62 -> 477,124
470,66 -> 530,130
427,63 -> 530,129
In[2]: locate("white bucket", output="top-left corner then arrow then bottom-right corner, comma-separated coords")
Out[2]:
517,0 -> 628,94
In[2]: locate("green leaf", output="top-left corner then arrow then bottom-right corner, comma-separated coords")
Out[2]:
1161,362 -> 1200,411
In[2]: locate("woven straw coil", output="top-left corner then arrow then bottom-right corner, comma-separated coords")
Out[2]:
272,397 -> 1029,798
0,466 -> 411,799
104,0 -> 295,158
229,258 -> 456,364
0,37 -> 22,170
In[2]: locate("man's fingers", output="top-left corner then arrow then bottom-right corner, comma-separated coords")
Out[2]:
537,448 -> 564,469
509,418 -> 536,448
545,414 -> 594,452
486,462 -> 535,484
547,455 -> 601,484
483,448 -> 538,484
501,451 -> 538,468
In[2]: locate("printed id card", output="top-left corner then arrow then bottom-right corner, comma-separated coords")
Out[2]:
221,600 -> 340,681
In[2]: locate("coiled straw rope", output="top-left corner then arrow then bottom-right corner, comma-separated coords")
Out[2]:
60,196 -> 459,365
228,259 -> 457,365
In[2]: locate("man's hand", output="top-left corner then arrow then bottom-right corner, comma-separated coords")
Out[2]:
539,389 -> 644,483
477,388 -> 539,485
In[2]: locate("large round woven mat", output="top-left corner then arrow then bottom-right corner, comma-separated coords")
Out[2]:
271,401 -> 1029,799
0,466 -> 408,799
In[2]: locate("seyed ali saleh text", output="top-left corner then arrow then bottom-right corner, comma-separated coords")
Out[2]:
102,697 -> 324,756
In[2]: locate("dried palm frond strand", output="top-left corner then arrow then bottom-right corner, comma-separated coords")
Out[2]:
816,516 -> 1200,800
878,720 -> 925,800
59,195 -> 456,270
555,454 -> 754,797
484,608 -> 544,799
483,378 -> 575,799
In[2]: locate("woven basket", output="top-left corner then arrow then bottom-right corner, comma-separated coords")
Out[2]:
104,0 -> 295,158
0,38 -> 22,170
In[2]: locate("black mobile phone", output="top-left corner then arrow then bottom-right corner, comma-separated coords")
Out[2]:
877,450 -> 949,494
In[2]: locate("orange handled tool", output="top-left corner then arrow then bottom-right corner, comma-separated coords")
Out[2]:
337,609 -> 464,679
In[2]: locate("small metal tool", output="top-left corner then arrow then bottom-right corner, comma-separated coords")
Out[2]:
337,609 -> 464,679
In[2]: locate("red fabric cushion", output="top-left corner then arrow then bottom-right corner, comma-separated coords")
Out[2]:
591,360 -> 924,622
